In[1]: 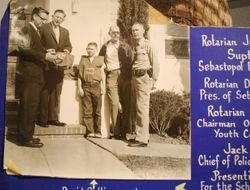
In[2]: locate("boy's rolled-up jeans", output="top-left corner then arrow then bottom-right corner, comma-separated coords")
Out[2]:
82,82 -> 102,134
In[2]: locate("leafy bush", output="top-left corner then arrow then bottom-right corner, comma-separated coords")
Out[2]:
167,102 -> 190,141
149,90 -> 190,140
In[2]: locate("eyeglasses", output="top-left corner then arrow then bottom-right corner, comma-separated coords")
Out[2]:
53,15 -> 65,20
36,13 -> 48,21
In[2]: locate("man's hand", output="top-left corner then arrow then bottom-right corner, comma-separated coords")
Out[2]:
46,49 -> 55,53
118,102 -> 122,113
57,52 -> 66,60
78,88 -> 84,97
101,86 -> 106,95
45,52 -> 57,62
63,49 -> 70,54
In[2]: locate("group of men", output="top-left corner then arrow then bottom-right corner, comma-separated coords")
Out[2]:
17,7 -> 71,148
98,24 -> 159,147
16,6 -> 159,148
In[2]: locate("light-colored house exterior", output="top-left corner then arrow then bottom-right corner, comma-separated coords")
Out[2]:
46,0 -> 190,124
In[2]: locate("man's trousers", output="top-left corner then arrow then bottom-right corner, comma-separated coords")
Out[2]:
132,74 -> 153,144
18,82 -> 42,141
39,69 -> 64,124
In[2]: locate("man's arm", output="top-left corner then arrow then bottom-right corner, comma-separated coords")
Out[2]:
18,26 -> 57,63
148,43 -> 160,81
120,41 -> 133,64
98,44 -> 106,56
18,46 -> 45,61
63,29 -> 72,53
77,63 -> 84,97
19,47 -> 57,63
100,64 -> 106,95
77,77 -> 84,97
101,64 -> 106,95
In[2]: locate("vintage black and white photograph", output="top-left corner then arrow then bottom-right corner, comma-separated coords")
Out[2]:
2,0 -> 211,179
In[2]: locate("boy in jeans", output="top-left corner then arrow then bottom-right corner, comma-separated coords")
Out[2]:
78,42 -> 105,138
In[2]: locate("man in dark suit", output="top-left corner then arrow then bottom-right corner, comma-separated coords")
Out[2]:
17,7 -> 55,147
38,9 -> 72,127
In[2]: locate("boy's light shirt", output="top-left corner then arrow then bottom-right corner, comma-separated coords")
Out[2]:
88,56 -> 94,63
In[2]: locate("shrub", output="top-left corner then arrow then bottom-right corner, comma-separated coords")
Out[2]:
167,100 -> 190,141
149,90 -> 190,139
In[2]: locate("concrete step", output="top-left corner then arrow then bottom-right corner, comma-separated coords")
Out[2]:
5,99 -> 85,136
34,124 -> 85,135
6,124 -> 85,136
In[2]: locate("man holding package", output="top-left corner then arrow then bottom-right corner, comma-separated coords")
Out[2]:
38,9 -> 72,127
17,7 -> 56,147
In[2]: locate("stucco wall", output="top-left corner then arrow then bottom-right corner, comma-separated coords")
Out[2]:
46,0 -> 119,124
149,24 -> 190,94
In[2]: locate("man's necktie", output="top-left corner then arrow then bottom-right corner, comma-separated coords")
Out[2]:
36,29 -> 41,38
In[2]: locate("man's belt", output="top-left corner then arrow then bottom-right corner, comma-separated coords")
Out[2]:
105,68 -> 120,75
132,69 -> 152,77
83,81 -> 100,86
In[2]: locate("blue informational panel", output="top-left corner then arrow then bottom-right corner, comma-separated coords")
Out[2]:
191,27 -> 250,190
0,6 -> 249,190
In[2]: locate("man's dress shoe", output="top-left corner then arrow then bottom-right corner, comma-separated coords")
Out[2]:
86,133 -> 95,138
32,137 -> 40,143
19,140 -> 44,148
95,133 -> 102,138
48,120 -> 66,126
37,122 -> 49,128
110,135 -> 123,140
128,140 -> 148,147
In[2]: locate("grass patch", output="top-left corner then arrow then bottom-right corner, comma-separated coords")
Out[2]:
118,155 -> 190,179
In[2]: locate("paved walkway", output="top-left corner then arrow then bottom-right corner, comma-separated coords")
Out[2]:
89,138 -> 190,159
4,136 -> 138,179
4,128 -> 191,179
89,138 -> 191,179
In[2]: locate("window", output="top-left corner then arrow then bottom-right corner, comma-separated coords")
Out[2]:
165,38 -> 189,59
